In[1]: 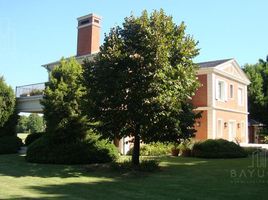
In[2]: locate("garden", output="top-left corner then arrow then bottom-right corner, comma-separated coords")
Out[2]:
0,10 -> 267,199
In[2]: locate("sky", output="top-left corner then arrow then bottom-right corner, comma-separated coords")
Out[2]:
0,0 -> 268,90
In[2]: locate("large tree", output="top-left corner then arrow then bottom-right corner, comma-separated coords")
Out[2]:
41,58 -> 87,142
0,76 -> 15,128
244,55 -> 268,125
0,76 -> 22,153
82,10 -> 200,165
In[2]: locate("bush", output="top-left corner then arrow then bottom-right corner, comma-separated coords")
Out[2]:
26,136 -> 119,164
127,142 -> 172,156
0,136 -> 23,154
192,139 -> 247,158
25,132 -> 44,146
243,147 -> 262,155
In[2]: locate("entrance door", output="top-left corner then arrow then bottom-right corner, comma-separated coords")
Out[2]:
228,121 -> 236,141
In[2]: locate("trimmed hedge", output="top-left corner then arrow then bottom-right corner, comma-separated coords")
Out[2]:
26,136 -> 119,164
127,142 -> 172,156
25,132 -> 44,146
192,139 -> 247,158
0,136 -> 23,154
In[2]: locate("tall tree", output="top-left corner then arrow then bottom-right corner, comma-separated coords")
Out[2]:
244,55 -> 268,125
27,114 -> 44,133
82,10 -> 200,165
41,58 -> 87,143
0,76 -> 15,128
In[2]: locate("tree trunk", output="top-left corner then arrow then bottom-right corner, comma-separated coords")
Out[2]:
132,124 -> 140,166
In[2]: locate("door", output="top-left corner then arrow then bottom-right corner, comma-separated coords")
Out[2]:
228,121 -> 236,141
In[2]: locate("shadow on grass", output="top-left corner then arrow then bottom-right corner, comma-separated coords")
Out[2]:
1,154 -> 265,200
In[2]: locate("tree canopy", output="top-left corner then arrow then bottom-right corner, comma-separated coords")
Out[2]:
82,9 -> 200,165
41,58 -> 87,143
0,76 -> 16,128
244,55 -> 268,125
17,114 -> 45,133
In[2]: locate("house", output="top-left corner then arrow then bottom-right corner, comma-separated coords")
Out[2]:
16,13 -> 250,153
192,59 -> 250,144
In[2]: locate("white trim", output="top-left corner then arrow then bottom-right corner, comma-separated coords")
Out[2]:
217,118 -> 223,138
212,109 -> 216,139
215,78 -> 227,102
77,13 -> 102,21
198,67 -> 250,85
229,83 -> 234,99
207,73 -> 212,107
211,73 -> 215,107
238,86 -> 244,106
207,110 -> 213,139
195,106 -> 248,115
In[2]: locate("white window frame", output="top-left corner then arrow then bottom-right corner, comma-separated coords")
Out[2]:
217,119 -> 223,138
216,79 -> 227,102
238,87 -> 244,106
229,84 -> 234,99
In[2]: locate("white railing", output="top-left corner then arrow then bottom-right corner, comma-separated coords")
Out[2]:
16,82 -> 46,98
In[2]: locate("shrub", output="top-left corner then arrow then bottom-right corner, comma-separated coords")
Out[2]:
127,142 -> 172,156
192,139 -> 247,158
0,136 -> 23,154
26,136 -> 119,164
243,147 -> 262,155
25,132 -> 44,146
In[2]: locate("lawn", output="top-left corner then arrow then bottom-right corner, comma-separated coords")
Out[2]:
0,154 -> 267,200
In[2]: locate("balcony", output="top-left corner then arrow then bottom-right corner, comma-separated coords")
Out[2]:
16,82 -> 46,98
16,82 -> 46,113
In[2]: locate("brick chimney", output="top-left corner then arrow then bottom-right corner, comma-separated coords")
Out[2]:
77,13 -> 101,56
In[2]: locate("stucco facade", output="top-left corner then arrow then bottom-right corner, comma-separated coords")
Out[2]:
192,59 -> 250,143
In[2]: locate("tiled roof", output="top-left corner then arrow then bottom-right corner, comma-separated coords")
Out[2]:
198,58 -> 233,68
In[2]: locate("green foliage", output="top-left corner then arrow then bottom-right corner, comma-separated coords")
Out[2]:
82,9 -> 200,165
192,139 -> 247,158
17,114 -> 45,133
0,76 -> 15,128
111,159 -> 159,172
0,136 -> 22,154
243,56 -> 268,124
127,142 -> 172,156
242,147 -> 262,155
41,58 -> 87,143
16,115 -> 28,133
25,132 -> 44,146
26,134 -> 118,164
27,114 -> 44,133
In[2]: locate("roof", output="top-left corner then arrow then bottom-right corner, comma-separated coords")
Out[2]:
198,58 -> 233,68
248,119 -> 265,126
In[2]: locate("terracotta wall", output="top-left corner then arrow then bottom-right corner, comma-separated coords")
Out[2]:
194,110 -> 208,140
192,75 -> 208,107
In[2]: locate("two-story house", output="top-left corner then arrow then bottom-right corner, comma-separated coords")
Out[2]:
16,13 -> 250,153
192,59 -> 250,143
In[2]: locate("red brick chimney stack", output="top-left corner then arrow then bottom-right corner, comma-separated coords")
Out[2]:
77,13 -> 101,56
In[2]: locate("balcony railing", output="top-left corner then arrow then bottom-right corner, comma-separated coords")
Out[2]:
16,82 -> 46,98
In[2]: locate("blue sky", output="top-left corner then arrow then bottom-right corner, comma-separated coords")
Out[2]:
0,0 -> 267,89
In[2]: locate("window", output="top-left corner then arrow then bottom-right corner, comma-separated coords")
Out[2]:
238,87 -> 243,106
216,80 -> 227,101
217,119 -> 223,137
79,19 -> 90,26
229,84 -> 234,99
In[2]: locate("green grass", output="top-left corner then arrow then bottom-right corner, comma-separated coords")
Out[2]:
0,154 -> 267,200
